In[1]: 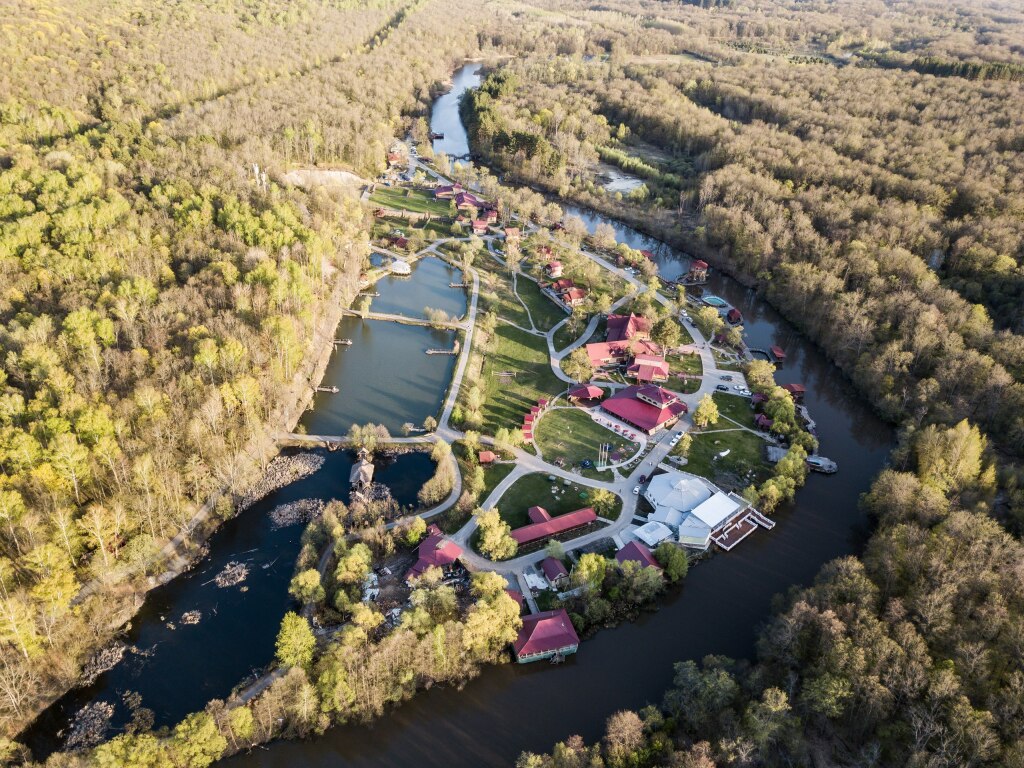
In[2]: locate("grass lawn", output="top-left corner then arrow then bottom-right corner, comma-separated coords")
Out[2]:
369,185 -> 452,217
711,392 -> 757,429
482,462 -> 516,500
515,276 -> 569,331
480,324 -> 563,433
684,429 -> 772,488
535,408 -> 632,470
495,472 -> 618,528
713,350 -> 746,372
670,350 -> 703,376
477,264 -> 532,328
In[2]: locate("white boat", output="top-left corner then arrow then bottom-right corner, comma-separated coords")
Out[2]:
806,455 -> 838,474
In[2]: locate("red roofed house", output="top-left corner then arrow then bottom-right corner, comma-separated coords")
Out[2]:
478,450 -> 497,464
601,385 -> 688,434
544,278 -> 589,313
727,308 -> 742,324
510,507 -> 597,546
503,227 -> 521,241
528,506 -> 552,523
471,219 -> 489,235
755,414 -> 775,431
482,208 -> 499,223
616,541 -> 662,571
605,313 -> 651,343
585,338 -> 660,369
454,191 -> 485,210
688,259 -> 709,282
626,353 -> 670,384
434,183 -> 462,199
770,345 -> 787,363
406,524 -> 464,582
782,383 -> 806,402
568,384 -> 604,403
639,249 -> 655,261
513,608 -> 580,663
540,557 -> 569,589
545,261 -> 563,278
387,151 -> 404,166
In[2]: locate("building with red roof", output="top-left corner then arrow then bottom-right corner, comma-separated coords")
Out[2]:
528,506 -> 552,523
482,208 -> 498,223
601,385 -> 687,434
545,261 -> 563,278
543,278 -> 589,312
727,308 -> 742,324
782,383 -> 806,401
434,183 -> 463,199
510,507 -> 597,546
406,526 -> 464,582
454,191 -> 485,210
605,313 -> 651,343
568,384 -> 604,402
770,345 -> 787,363
471,219 -> 489,235
755,414 -> 775,431
585,338 -> 660,369
688,259 -> 709,282
626,353 -> 670,384
513,609 -> 580,663
478,450 -> 497,464
540,557 -> 569,588
503,227 -> 521,240
616,541 -> 662,570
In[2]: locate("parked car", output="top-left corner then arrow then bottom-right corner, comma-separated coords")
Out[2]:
733,384 -> 746,391
639,474 -> 647,483
675,431 -> 685,438
716,384 -> 730,392
632,486 -> 641,495
720,374 -> 733,381
739,388 -> 752,397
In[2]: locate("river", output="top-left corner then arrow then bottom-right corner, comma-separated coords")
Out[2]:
21,248 -> 468,757
221,64 -> 893,768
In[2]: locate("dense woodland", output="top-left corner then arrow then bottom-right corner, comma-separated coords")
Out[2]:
4,0 -> 1024,765
463,1 -> 1024,766
0,0 -> 481,743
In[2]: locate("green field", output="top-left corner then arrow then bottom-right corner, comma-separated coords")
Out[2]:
480,324 -> 563,434
515,275 -> 570,331
496,472 -> 615,528
481,462 -> 516,501
712,391 -> 757,429
535,407 -> 633,470
476,256 -> 533,328
369,185 -> 452,216
685,429 -> 771,488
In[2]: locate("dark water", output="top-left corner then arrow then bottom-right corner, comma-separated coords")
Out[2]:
299,317 -> 457,436
23,449 -> 435,756
223,66 -> 894,768
370,256 -> 466,320
430,62 -> 481,159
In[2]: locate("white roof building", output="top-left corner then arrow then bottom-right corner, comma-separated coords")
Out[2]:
643,472 -> 713,533
632,521 -> 674,548
678,491 -> 748,550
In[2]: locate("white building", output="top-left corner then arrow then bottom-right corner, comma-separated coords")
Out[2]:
632,520 -> 674,548
643,471 -> 750,550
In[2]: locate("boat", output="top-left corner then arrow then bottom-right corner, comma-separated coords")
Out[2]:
334,338 -> 353,346
806,455 -> 838,474
429,132 -> 444,140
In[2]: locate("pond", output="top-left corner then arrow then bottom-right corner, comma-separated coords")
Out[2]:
369,256 -> 467,320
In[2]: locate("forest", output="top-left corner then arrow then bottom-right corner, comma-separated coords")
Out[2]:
3,0 -> 1024,765
0,0 -> 481,744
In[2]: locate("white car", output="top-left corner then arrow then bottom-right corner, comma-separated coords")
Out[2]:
669,437 -> 680,447
675,431 -> 685,438
632,485 -> 641,495
739,388 -> 752,397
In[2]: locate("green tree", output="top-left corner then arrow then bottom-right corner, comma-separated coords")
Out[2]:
275,612 -> 316,670
655,542 -> 689,583
475,507 -> 518,560
170,712 -> 227,768
692,394 -> 719,429
590,489 -> 618,518
651,317 -> 681,349
289,569 -> 325,605
563,347 -> 594,382
572,552 -> 607,592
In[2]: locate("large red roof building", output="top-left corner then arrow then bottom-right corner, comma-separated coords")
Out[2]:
605,313 -> 651,343
615,540 -> 662,571
513,609 -> 580,663
601,385 -> 687,434
510,507 -> 597,546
